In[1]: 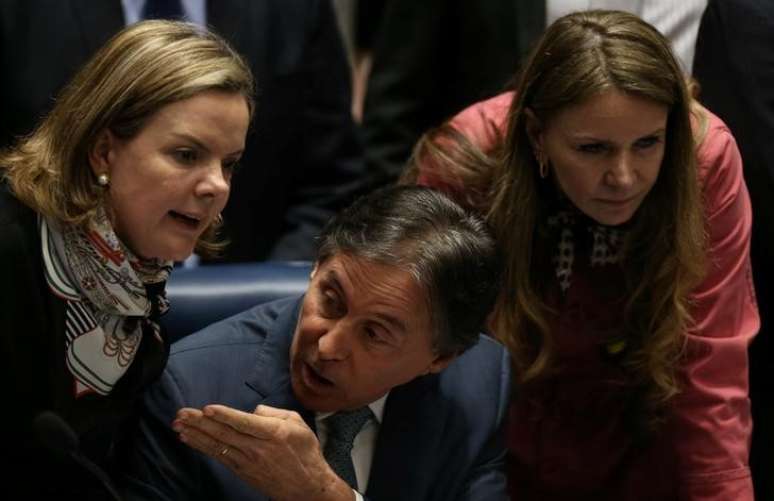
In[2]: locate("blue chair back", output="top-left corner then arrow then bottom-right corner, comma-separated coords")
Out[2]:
162,261 -> 312,343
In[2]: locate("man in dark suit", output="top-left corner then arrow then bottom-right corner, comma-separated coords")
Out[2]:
360,0 -> 545,183
0,0 -> 370,262
121,186 -> 509,500
693,2 -> 774,499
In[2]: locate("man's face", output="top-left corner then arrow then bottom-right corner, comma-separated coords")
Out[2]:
289,253 -> 453,412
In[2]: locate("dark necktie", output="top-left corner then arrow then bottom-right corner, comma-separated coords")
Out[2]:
323,407 -> 373,490
142,0 -> 184,20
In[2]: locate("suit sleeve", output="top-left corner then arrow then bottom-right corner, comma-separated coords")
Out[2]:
269,0 -> 371,260
455,345 -> 512,500
671,124 -> 759,501
121,366 -> 205,500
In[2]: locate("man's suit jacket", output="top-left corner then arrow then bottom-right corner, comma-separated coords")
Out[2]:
693,2 -> 774,499
0,0 -> 370,262
122,297 -> 511,500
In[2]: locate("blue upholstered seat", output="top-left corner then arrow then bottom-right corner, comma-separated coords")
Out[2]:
162,261 -> 313,343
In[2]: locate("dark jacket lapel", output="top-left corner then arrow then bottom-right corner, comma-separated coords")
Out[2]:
366,374 -> 450,500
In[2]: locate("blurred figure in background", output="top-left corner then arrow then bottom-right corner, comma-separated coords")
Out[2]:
329,0 -> 387,122
360,0 -> 545,184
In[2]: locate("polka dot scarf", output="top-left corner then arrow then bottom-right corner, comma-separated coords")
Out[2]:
547,210 -> 624,293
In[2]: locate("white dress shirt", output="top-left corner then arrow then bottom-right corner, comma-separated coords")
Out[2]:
316,393 -> 389,500
546,0 -> 708,73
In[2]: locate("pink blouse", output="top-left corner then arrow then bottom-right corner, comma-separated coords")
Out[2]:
417,92 -> 759,500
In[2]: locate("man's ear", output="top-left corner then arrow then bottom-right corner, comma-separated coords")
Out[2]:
524,107 -> 545,158
88,129 -> 116,177
310,262 -> 319,279
426,352 -> 457,375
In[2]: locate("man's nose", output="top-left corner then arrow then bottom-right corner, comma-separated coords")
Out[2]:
317,322 -> 352,361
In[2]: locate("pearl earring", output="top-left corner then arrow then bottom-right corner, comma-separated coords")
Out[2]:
97,173 -> 110,186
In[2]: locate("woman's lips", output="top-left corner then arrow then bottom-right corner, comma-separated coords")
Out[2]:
596,195 -> 638,206
168,210 -> 203,230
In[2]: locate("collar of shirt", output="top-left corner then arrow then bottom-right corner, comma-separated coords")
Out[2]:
315,392 -> 389,426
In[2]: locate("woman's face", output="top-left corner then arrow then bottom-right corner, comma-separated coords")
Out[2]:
91,90 -> 250,261
528,89 -> 669,226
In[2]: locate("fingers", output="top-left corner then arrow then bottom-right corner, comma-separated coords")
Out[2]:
253,404 -> 304,424
173,404 -> 310,468
196,404 -> 285,439
174,405 -> 331,499
176,418 -> 248,468
175,405 -> 295,444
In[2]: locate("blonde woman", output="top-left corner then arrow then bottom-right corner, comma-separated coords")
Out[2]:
0,21 -> 253,497
406,10 -> 758,500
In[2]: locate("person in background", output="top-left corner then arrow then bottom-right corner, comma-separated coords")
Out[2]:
330,0 -> 388,122
405,10 -> 758,500
693,1 -> 774,498
0,20 -> 253,498
0,0 -> 370,262
121,186 -> 509,501
360,0 -> 545,184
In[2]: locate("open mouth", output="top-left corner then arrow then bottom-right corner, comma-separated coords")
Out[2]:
303,362 -> 335,388
169,211 -> 202,229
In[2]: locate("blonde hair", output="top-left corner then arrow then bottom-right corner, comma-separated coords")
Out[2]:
0,20 -> 254,255
408,10 -> 707,427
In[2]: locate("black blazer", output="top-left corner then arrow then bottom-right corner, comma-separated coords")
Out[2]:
0,0 -> 370,262
0,182 -> 169,499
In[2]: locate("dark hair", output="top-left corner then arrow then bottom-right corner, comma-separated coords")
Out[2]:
317,185 -> 502,356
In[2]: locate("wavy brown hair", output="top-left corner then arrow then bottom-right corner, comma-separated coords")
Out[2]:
406,10 -> 707,426
0,20 -> 254,257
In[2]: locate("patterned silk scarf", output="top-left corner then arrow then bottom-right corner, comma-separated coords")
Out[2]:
40,208 -> 172,397
547,210 -> 625,293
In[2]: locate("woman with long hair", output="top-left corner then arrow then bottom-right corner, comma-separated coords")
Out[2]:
406,10 -> 758,500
